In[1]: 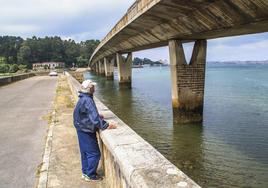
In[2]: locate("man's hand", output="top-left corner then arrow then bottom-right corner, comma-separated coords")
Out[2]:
108,122 -> 117,129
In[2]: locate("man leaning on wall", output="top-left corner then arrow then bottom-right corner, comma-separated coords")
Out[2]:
73,80 -> 117,182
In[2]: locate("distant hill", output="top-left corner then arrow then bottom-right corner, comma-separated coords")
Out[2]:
133,58 -> 268,67
133,57 -> 168,66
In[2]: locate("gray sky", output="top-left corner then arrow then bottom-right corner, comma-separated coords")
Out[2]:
1,0 -> 268,62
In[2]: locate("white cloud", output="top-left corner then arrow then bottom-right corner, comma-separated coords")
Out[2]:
134,34 -> 268,62
1,0 -> 268,61
0,24 -> 40,35
207,38 -> 268,61
0,0 -> 134,40
1,0 -> 133,19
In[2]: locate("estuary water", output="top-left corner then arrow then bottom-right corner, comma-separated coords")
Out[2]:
85,64 -> 268,188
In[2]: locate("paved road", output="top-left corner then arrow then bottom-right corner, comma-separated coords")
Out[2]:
0,76 -> 57,188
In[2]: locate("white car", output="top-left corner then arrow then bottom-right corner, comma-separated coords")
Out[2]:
49,71 -> 58,76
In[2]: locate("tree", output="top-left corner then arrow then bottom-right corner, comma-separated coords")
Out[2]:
17,44 -> 31,67
76,56 -> 88,67
0,36 -> 100,68
18,64 -> 27,70
63,39 -> 80,67
0,36 -> 23,64
80,40 -> 100,60
0,57 -> 6,64
51,36 -> 64,61
9,64 -> 19,73
0,64 -> 10,73
133,57 -> 143,65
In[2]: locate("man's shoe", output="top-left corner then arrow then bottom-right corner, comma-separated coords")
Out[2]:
82,173 -> 102,179
83,175 -> 103,182
82,174 -> 89,179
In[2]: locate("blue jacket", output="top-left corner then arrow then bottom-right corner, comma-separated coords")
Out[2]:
73,92 -> 109,133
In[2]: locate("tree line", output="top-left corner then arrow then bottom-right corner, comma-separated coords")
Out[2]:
0,36 -> 100,73
133,57 -> 162,66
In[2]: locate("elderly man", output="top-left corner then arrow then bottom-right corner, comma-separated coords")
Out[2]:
73,79 -> 116,182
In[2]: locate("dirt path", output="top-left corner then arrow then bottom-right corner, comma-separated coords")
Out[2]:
46,75 -> 106,188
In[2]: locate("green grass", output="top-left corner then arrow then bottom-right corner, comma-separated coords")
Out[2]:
0,73 -> 14,78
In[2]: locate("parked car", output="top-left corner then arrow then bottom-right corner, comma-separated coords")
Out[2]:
49,71 -> 58,76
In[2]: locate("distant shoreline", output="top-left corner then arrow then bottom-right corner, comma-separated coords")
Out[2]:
132,60 -> 268,67
133,61 -> 268,67
208,60 -> 268,65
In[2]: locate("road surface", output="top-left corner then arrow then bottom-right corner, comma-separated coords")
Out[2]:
0,76 -> 57,188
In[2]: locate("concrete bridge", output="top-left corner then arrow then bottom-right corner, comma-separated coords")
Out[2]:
89,0 -> 268,123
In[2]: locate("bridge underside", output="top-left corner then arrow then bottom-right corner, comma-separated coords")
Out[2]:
90,0 -> 268,64
89,0 -> 268,123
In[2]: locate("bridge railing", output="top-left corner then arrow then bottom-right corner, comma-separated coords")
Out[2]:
90,0 -> 157,64
103,0 -> 154,44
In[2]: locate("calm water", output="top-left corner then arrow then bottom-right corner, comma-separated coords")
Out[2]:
85,65 -> 268,188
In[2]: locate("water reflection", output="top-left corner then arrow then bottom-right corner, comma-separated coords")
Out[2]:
170,123 -> 205,184
172,109 -> 203,124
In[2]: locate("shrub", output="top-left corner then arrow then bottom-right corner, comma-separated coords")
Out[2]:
9,64 -> 19,73
44,65 -> 49,70
0,64 -> 10,73
18,64 -> 27,70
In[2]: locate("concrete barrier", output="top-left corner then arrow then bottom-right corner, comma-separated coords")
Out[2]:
69,71 -> 84,83
0,73 -> 35,86
66,72 -> 201,188
0,70 -> 65,87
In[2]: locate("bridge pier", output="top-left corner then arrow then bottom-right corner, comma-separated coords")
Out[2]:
90,64 -> 96,73
104,57 -> 114,80
169,39 -> 207,123
98,60 -> 105,76
116,53 -> 132,87
94,63 -> 99,74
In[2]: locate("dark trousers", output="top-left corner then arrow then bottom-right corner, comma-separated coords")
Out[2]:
76,130 -> 101,178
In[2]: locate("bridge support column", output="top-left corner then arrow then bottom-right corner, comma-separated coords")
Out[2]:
95,63 -> 99,74
98,60 -> 105,76
104,57 -> 114,80
116,53 -> 132,87
90,64 -> 95,73
169,39 -> 207,123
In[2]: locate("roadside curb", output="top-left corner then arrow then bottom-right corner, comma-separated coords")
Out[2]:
37,110 -> 56,188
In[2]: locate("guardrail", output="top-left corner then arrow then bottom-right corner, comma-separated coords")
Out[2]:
66,71 -> 200,188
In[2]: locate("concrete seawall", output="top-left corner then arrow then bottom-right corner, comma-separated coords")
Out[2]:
66,72 -> 201,188
0,71 -> 65,87
0,73 -> 35,86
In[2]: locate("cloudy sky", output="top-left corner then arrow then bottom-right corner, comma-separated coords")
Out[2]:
1,0 -> 268,62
